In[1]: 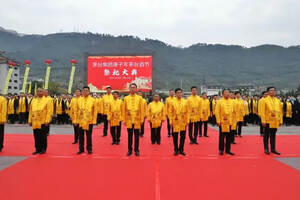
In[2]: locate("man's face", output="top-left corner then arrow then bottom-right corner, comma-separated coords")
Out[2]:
176,90 -> 182,98
82,88 -> 90,97
75,90 -> 81,97
113,93 -> 119,99
236,93 -> 241,98
268,88 -> 276,96
230,93 -> 235,99
202,94 -> 207,99
107,88 -> 112,94
223,90 -> 230,98
20,93 -> 25,98
169,90 -> 174,96
154,95 -> 159,101
130,85 -> 137,94
37,89 -> 43,97
191,88 -> 197,95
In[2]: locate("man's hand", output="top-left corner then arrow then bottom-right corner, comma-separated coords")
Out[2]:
218,123 -> 221,127
29,123 -> 32,126
262,123 -> 266,127
45,123 -> 49,126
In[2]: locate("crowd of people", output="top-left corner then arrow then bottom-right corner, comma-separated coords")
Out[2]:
0,84 -> 292,156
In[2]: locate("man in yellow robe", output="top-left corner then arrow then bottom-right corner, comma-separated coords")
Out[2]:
215,89 -> 235,156
55,95 -> 64,124
260,87 -> 282,155
187,86 -> 201,144
96,94 -> 103,125
200,92 -> 211,137
138,91 -> 147,137
8,95 -> 18,124
165,89 -> 175,137
123,83 -> 145,156
230,92 -> 237,144
70,89 -> 81,144
77,86 -> 97,154
235,92 -> 245,137
18,92 -> 28,124
147,94 -> 165,144
0,95 -> 7,152
102,87 -> 113,137
258,91 -> 268,136
28,88 -> 52,155
170,88 -> 189,156
284,98 -> 292,126
107,91 -> 123,145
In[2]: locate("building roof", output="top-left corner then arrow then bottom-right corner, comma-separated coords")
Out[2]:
0,51 -> 20,66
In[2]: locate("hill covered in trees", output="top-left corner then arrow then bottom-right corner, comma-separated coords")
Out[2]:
1,26 -> 300,90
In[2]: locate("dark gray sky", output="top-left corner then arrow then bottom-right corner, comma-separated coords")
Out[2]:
1,0 -> 299,47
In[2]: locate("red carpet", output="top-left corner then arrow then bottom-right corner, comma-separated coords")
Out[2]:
1,123 -> 300,200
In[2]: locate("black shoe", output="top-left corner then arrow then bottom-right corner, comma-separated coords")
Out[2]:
194,141 -> 199,145
190,141 -> 194,144
135,151 -> 140,156
88,151 -> 93,154
204,135 -> 209,137
77,151 -> 84,155
116,141 -> 120,145
127,151 -> 132,156
264,150 -> 270,155
219,151 -> 224,155
232,142 -> 236,144
239,135 -> 242,137
111,142 -> 116,145
225,151 -> 235,156
32,151 -> 39,155
39,151 -> 46,154
140,135 -> 144,137
0,148 -> 2,152
271,150 -> 281,155
168,134 -> 171,137
199,135 -> 202,137
72,141 -> 78,144
157,142 -> 161,145
179,151 -> 186,156
102,134 -> 107,137
174,151 -> 179,156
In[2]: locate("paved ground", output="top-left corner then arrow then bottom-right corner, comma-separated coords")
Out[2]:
4,123 -> 300,135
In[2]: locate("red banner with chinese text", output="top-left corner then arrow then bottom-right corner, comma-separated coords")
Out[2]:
87,55 -> 152,92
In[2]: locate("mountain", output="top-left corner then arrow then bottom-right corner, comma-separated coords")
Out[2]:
1,26 -> 300,90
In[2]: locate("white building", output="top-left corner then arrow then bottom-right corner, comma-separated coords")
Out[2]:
0,51 -> 20,94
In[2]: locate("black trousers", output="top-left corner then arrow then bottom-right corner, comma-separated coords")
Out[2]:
0,124 -> 4,150
172,131 -> 186,152
73,124 -> 80,142
237,121 -> 243,136
219,127 -> 233,153
199,121 -> 208,136
33,125 -> 47,152
97,114 -> 102,124
57,114 -> 63,124
188,122 -> 199,142
19,113 -> 27,124
150,123 -> 161,144
167,118 -> 173,136
259,118 -> 265,135
264,124 -> 277,151
45,125 -> 50,136
110,123 -> 121,143
79,125 -> 93,152
140,121 -> 145,136
231,129 -> 237,143
127,125 -> 139,152
63,113 -> 69,124
102,115 -> 108,135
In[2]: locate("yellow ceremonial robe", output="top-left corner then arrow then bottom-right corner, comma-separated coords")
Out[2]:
235,98 -> 245,122
170,98 -> 189,133
286,101 -> 292,118
56,100 -> 63,115
70,97 -> 81,124
29,97 -> 52,130
107,98 -> 123,127
260,96 -> 282,129
8,99 -> 15,115
187,95 -> 201,123
166,96 -> 175,121
201,98 -> 211,122
123,94 -> 145,129
215,98 -> 234,133
0,96 -> 7,123
102,94 -> 113,115
147,101 -> 165,128
18,97 -> 27,113
78,96 -> 97,130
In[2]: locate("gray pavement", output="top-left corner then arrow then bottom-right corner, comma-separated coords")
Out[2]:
276,158 -> 300,171
0,156 -> 28,171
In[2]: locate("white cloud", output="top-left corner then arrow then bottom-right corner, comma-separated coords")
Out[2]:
0,0 -> 299,47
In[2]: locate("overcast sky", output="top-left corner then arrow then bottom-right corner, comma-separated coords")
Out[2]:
0,0 -> 299,47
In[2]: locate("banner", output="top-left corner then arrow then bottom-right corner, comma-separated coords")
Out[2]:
68,65 -> 76,94
44,66 -> 51,89
87,55 -> 152,92
3,68 -> 14,95
22,66 -> 30,93
28,82 -> 32,94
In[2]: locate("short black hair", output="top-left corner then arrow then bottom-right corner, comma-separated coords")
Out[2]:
175,88 -> 182,93
191,86 -> 197,90
75,88 -> 81,92
83,86 -> 90,90
202,92 -> 207,95
169,89 -> 174,92
112,91 -> 119,95
235,91 -> 241,95
106,86 -> 112,90
261,91 -> 267,95
267,87 -> 276,92
129,83 -> 137,88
